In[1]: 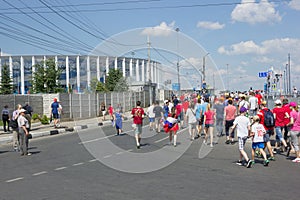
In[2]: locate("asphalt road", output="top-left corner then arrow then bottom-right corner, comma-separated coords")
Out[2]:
0,120 -> 299,200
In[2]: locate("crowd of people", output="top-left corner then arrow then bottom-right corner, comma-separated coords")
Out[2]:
132,90 -> 300,168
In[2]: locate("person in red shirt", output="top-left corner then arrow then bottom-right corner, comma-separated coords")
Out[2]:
272,99 -> 288,153
175,101 -> 184,129
282,98 -> 291,141
108,104 -> 114,125
224,99 -> 237,144
131,101 -> 145,149
257,101 -> 275,160
255,90 -> 263,106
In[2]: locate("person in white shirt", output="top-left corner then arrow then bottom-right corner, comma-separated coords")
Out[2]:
250,115 -> 269,166
17,109 -> 31,156
248,92 -> 258,118
231,107 -> 253,168
185,102 -> 197,140
147,103 -> 155,131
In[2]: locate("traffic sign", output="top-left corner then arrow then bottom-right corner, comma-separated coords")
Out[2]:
258,72 -> 268,78
172,83 -> 180,91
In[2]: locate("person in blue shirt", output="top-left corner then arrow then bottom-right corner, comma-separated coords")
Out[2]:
51,98 -> 60,128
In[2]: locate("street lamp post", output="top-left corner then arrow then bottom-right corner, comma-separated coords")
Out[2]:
175,28 -> 180,91
202,53 -> 209,88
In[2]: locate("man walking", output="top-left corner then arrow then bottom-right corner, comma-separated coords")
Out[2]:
131,101 -> 145,149
51,98 -> 60,128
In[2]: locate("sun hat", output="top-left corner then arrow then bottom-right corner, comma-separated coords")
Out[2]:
19,108 -> 26,113
275,99 -> 282,105
289,102 -> 297,107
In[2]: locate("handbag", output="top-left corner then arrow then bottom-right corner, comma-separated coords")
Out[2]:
27,133 -> 32,139
9,120 -> 18,128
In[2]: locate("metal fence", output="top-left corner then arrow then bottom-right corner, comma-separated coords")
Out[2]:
0,91 -> 151,121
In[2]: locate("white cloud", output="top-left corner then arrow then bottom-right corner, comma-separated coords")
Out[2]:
218,38 -> 300,56
197,21 -> 225,30
231,0 -> 282,24
218,40 -> 261,55
254,56 -> 274,63
289,0 -> 300,10
141,21 -> 176,37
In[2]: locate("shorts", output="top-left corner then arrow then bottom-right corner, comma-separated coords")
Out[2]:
263,133 -> 270,142
198,115 -> 204,125
149,118 -> 155,122
188,123 -> 197,130
135,124 -> 142,135
275,126 -> 284,141
102,111 -> 106,116
177,112 -> 184,122
252,142 -> 265,149
238,137 -> 247,150
52,113 -> 59,119
205,124 -> 214,128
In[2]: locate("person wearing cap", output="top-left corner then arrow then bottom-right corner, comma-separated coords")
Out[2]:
230,106 -> 253,168
50,97 -> 60,128
272,99 -> 289,153
288,102 -> 300,162
17,108 -> 31,156
11,104 -> 22,151
250,115 -> 270,166
257,101 -> 275,160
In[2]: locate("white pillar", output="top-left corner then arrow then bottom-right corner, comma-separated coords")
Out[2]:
151,62 -> 154,82
87,56 -> 91,90
9,56 -> 13,80
122,58 -> 126,77
9,57 -> 13,85
96,56 -> 100,81
32,56 -> 35,74
154,62 -> 157,83
76,56 -> 80,92
20,56 -> 25,95
114,57 -> 118,70
106,56 -> 109,76
129,59 -> 133,77
55,56 -> 58,85
146,60 -> 149,81
141,60 -> 145,82
136,59 -> 140,81
66,56 -> 69,91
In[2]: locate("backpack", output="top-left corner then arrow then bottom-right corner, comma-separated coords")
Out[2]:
263,109 -> 275,128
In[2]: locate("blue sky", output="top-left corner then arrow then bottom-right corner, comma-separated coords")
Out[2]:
0,0 -> 299,92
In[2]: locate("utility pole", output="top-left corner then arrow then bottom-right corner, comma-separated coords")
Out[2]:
288,53 -> 291,95
175,28 -> 180,91
147,35 -> 152,105
202,53 -> 209,89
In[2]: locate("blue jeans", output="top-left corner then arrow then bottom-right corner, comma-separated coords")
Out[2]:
275,126 -> 284,141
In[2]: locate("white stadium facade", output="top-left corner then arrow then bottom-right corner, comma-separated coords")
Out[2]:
0,55 -> 163,94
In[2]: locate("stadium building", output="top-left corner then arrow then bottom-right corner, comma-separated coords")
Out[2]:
0,55 -> 162,94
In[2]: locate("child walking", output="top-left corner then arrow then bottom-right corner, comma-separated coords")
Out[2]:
164,107 -> 179,147
250,115 -> 270,166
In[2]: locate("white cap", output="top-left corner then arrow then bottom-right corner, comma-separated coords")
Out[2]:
19,108 -> 26,113
275,99 -> 282,105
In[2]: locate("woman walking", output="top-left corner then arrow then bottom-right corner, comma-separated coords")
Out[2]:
203,104 -> 216,147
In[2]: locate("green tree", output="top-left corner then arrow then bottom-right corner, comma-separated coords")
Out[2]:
105,69 -> 128,92
0,64 -> 13,94
90,77 -> 108,93
31,59 -> 63,93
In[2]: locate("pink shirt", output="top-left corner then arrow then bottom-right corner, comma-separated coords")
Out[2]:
291,110 -> 300,131
204,110 -> 215,125
225,105 -> 236,121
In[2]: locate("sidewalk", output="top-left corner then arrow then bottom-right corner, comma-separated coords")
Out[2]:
0,112 -> 132,146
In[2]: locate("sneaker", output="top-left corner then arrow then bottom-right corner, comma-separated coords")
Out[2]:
203,140 -> 207,145
136,145 -> 140,149
26,153 -> 32,156
225,140 -> 231,144
292,158 -> 300,163
268,156 -> 275,161
272,149 -> 277,154
173,144 -> 177,147
236,160 -> 243,166
263,159 -> 269,166
246,159 -> 253,168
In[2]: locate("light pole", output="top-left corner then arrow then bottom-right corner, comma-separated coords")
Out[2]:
202,53 -> 209,88
175,27 -> 180,91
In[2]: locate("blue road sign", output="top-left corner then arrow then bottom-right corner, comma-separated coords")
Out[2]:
172,83 -> 180,91
258,72 -> 268,78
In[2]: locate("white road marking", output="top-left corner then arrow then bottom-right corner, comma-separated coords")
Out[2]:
73,162 -> 84,166
6,177 -> 24,183
154,136 -> 169,143
33,171 -> 47,176
104,155 -> 112,158
54,167 -> 67,171
127,149 -> 133,152
79,135 -> 114,144
88,159 -> 98,162
116,151 -> 124,155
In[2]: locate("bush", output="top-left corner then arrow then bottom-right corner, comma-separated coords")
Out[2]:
32,113 -> 39,121
40,115 -> 49,125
